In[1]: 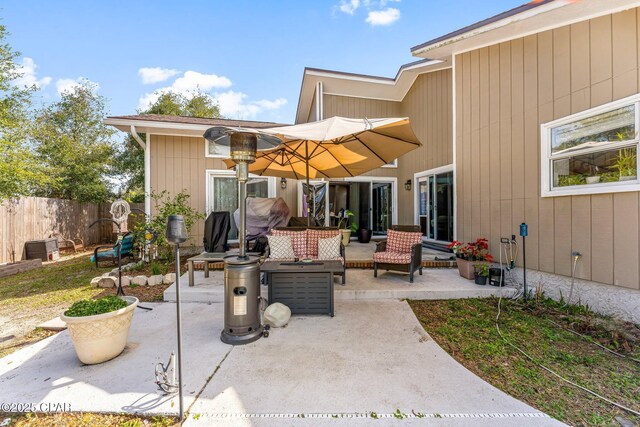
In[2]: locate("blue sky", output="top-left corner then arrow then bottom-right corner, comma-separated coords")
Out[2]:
4,0 -> 526,124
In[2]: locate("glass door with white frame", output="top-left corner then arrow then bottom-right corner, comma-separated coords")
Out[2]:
207,173 -> 270,240
418,171 -> 453,242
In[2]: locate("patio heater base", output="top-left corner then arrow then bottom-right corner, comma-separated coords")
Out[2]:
220,255 -> 264,346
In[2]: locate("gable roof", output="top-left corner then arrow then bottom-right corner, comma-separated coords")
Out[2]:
105,114 -> 289,137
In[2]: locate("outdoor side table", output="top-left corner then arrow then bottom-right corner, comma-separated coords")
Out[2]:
260,260 -> 343,317
186,251 -> 261,286
186,252 -> 226,286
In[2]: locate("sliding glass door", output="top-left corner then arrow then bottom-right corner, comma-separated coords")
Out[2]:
418,171 -> 453,242
207,171 -> 272,240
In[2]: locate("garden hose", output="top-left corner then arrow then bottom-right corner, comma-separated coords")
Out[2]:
495,286 -> 640,417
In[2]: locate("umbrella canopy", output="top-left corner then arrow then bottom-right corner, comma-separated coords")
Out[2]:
223,116 -> 422,180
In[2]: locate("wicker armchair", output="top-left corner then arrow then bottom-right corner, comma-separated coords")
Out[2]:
373,225 -> 423,283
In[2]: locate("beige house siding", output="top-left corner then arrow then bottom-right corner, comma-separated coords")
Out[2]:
455,8 -> 640,290
398,70 -> 454,224
149,135 -> 297,246
320,72 -> 453,224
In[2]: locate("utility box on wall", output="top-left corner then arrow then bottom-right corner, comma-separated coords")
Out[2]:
24,238 -> 60,262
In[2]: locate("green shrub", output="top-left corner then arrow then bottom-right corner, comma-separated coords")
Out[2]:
64,295 -> 128,317
131,190 -> 204,259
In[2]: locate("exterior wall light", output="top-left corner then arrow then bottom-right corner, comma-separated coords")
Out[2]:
280,177 -> 287,190
405,179 -> 412,191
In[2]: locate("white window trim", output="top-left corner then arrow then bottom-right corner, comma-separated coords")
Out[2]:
540,93 -> 640,198
204,140 -> 230,159
381,159 -> 398,168
205,169 -> 276,215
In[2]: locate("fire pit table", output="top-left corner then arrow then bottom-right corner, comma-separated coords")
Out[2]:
260,260 -> 343,317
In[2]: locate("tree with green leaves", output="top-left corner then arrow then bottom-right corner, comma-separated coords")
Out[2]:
0,24 -> 45,200
31,82 -> 116,202
114,91 -> 222,201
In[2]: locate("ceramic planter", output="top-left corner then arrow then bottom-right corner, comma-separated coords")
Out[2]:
61,296 -> 138,365
340,229 -> 351,246
357,228 -> 372,244
456,258 -> 480,280
585,176 -> 601,184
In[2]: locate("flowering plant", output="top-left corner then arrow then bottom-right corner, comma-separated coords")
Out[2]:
448,238 -> 493,262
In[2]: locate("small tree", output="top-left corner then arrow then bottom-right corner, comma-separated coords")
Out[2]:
113,90 -> 222,201
0,24 -> 45,200
31,82 -> 116,202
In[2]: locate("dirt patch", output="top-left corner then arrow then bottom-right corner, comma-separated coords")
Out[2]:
96,283 -> 171,303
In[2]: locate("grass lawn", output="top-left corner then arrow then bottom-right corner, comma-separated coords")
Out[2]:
409,297 -> 640,427
1,412 -> 177,426
0,253 -> 173,358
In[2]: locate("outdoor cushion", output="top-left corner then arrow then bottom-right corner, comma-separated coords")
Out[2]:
386,229 -> 422,254
307,229 -> 340,256
373,251 -> 411,264
271,229 -> 307,258
317,234 -> 341,260
266,235 -> 295,259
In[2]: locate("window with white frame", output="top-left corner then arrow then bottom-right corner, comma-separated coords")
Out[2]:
205,140 -> 231,158
541,94 -> 640,197
382,159 -> 398,168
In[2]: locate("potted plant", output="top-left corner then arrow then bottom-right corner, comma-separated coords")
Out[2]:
585,166 -> 601,184
337,209 -> 356,246
611,148 -> 637,181
357,226 -> 372,243
61,295 -> 138,364
448,238 -> 493,280
474,263 -> 489,285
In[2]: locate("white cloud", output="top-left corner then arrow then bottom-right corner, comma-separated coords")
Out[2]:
138,67 -> 180,84
365,7 -> 400,26
136,70 -> 286,119
337,0 -> 360,15
55,77 -> 99,95
14,57 -> 52,89
215,91 -> 287,119
172,71 -> 232,91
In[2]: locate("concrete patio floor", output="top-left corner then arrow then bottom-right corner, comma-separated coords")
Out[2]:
0,299 -> 562,426
164,268 -> 515,303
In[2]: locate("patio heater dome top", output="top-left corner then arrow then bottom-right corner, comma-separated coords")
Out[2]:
203,126 -> 282,151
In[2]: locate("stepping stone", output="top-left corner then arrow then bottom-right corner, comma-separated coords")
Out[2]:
37,316 -> 67,331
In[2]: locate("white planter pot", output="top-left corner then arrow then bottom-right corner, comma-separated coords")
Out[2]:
340,229 -> 351,246
585,176 -> 600,184
61,296 -> 138,365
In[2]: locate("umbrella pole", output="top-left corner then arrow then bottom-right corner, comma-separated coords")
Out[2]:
305,140 -> 311,227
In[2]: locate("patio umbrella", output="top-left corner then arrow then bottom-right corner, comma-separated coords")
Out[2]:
223,116 -> 422,225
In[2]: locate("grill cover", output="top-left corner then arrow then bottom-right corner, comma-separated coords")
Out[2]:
203,211 -> 231,252
233,197 -> 291,241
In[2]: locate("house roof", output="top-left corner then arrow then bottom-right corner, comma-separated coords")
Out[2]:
104,114 -> 289,138
295,0 -> 640,122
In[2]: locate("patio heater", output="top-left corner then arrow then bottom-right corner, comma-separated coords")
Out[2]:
203,127 -> 281,345
165,214 -> 188,420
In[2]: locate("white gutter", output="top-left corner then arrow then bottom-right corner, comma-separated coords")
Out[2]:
315,81 -> 324,121
130,125 -> 146,150
128,125 -> 151,217
144,133 -> 151,217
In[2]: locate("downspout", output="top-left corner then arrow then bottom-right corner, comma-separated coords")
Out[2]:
315,81 -> 324,121
129,125 -> 150,217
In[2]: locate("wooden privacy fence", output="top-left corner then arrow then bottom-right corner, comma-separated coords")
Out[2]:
0,197 -> 144,264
